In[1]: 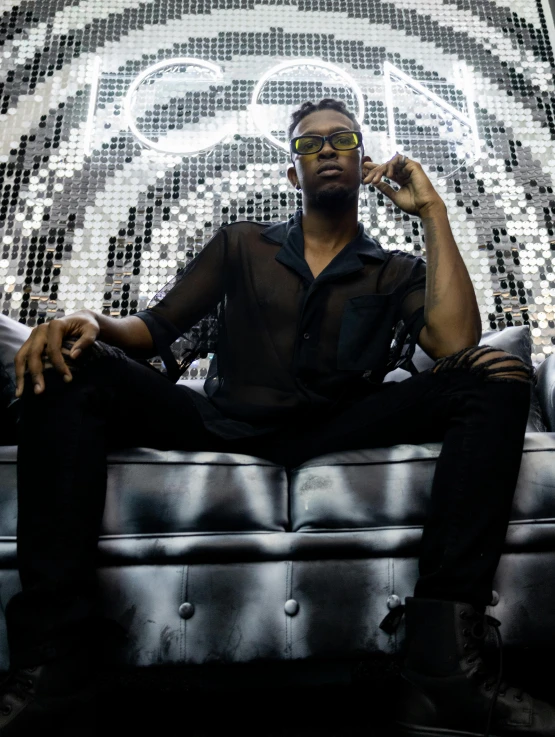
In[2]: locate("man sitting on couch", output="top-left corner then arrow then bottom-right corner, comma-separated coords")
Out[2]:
3,98 -> 555,736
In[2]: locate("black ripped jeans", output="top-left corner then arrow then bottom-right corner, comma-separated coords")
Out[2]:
7,343 -> 532,666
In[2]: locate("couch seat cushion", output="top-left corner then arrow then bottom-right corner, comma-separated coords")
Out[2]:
290,432 -> 555,531
0,447 -> 288,536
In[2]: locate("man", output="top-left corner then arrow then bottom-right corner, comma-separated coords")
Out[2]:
3,97 -> 554,736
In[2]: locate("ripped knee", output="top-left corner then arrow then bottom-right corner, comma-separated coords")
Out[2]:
431,345 -> 535,384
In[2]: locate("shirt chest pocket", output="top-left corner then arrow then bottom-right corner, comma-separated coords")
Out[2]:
337,294 -> 397,371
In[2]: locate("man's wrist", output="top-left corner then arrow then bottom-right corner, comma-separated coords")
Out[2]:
69,308 -> 102,336
70,308 -> 96,319
418,198 -> 447,219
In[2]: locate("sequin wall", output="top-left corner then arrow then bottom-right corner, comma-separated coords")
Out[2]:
2,0 -> 555,376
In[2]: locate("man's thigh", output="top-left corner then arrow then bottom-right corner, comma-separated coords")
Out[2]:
112,374 -> 222,453
49,345 -> 224,454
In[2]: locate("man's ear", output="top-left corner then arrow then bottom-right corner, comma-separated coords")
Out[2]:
287,164 -> 299,190
361,153 -> 373,180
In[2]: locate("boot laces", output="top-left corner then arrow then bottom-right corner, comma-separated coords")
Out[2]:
461,611 -> 524,737
0,667 -> 37,716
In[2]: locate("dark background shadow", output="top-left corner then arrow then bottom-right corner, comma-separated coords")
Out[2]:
97,648 -> 555,736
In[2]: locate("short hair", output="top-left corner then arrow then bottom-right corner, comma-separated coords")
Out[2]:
288,98 -> 361,140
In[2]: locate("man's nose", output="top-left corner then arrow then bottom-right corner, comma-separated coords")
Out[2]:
318,141 -> 338,157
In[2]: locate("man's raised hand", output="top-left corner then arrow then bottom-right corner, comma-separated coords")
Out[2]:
362,153 -> 444,217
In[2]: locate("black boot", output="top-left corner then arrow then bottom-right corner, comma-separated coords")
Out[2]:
395,597 -> 555,737
0,654 -> 96,736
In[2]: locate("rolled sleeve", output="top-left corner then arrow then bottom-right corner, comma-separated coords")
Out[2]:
133,227 -> 228,382
134,309 -> 183,381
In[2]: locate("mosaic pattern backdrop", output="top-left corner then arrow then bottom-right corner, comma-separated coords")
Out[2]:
1,0 -> 555,378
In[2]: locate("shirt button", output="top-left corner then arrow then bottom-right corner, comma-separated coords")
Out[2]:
303,332 -> 310,339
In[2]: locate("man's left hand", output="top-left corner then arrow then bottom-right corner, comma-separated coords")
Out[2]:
362,153 -> 444,217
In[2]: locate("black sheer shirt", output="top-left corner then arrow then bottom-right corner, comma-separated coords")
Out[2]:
135,209 -> 427,439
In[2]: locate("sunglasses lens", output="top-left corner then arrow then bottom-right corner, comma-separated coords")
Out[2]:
331,132 -> 360,149
295,136 -> 322,154
292,131 -> 361,154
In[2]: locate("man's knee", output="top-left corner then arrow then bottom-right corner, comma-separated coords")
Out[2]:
23,340 -> 128,396
60,340 -> 127,374
431,345 -> 534,384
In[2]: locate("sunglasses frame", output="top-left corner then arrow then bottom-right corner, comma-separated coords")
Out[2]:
290,129 -> 364,158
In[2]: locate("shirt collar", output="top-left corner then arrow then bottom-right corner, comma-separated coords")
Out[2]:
261,209 -> 386,260
261,209 -> 386,283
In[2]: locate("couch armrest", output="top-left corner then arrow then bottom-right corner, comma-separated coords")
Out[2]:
536,354 -> 555,431
0,316 -> 31,386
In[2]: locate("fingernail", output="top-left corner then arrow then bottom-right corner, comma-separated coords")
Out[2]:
34,384 -> 41,394
71,349 -> 80,358
64,374 -> 72,383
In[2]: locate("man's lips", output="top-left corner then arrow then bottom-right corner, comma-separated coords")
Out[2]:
318,167 -> 343,177
317,163 -> 343,174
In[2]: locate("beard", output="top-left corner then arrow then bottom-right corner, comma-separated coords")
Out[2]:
308,182 -> 359,210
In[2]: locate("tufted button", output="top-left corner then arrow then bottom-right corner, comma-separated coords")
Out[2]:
490,590 -> 500,606
178,602 -> 195,619
303,332 -> 310,339
387,594 -> 402,610
284,599 -> 299,616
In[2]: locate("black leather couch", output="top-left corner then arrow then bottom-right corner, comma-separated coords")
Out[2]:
0,325 -> 554,673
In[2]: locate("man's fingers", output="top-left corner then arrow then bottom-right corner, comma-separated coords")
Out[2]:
14,348 -> 29,398
26,350 -> 46,394
46,344 -> 73,382
68,330 -> 96,358
366,164 -> 386,185
375,160 -> 404,188
373,179 -> 398,201
363,162 -> 381,181
365,154 -> 407,182
15,329 -> 48,396
44,322 -> 74,382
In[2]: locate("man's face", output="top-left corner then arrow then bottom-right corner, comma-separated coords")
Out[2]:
287,109 -> 372,209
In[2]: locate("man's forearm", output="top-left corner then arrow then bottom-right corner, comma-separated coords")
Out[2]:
75,309 -> 154,357
418,200 -> 482,357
